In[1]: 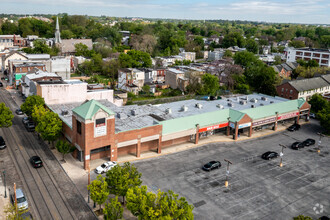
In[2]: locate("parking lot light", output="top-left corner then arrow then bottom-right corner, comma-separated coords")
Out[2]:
316,132 -> 325,153
224,159 -> 233,188
279,144 -> 287,167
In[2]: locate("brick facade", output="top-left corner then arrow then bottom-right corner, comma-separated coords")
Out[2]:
276,83 -> 299,100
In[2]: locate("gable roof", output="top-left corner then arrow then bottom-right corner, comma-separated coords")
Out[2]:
321,74 -> 330,84
60,39 -> 93,53
288,77 -> 329,92
72,99 -> 115,120
3,51 -> 28,61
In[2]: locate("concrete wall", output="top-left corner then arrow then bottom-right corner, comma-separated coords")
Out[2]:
50,58 -> 71,80
86,90 -> 114,103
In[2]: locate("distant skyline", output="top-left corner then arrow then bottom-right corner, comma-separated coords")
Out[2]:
2,0 -> 330,24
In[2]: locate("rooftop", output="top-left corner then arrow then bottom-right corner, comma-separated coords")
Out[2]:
288,75 -> 329,92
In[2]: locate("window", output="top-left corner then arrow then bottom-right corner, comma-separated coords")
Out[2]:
290,90 -> 293,94
281,88 -> 284,92
77,120 -> 81,134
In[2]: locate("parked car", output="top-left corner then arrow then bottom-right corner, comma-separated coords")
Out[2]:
30,156 -> 43,168
261,151 -> 279,160
287,124 -> 301,132
22,117 -> 30,125
202,161 -> 221,171
95,161 -> 117,174
10,188 -> 28,210
24,122 -> 35,132
0,81 -> 3,87
15,109 -> 24,115
302,138 -> 315,146
291,141 -> 304,150
309,113 -> 316,119
0,136 -> 6,150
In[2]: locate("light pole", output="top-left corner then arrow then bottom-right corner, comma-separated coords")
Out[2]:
88,168 -> 90,203
224,159 -> 233,188
279,144 -> 286,167
316,132 -> 325,153
3,171 -> 6,198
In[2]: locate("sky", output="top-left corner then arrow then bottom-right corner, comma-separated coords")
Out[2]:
2,0 -> 330,24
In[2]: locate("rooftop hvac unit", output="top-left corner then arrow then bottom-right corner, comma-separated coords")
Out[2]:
250,98 -> 258,103
239,100 -> 247,105
165,108 -> 172,114
246,96 -> 249,101
270,101 -> 274,104
216,104 -> 224,109
251,105 -> 255,108
117,112 -> 128,119
195,103 -> 203,109
181,105 -> 188,112
228,102 -> 234,107
261,96 -> 268,101
260,103 -> 264,106
61,109 -> 69,116
131,109 -> 137,116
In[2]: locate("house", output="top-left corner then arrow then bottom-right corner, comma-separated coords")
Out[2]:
272,62 -> 299,78
156,68 -> 166,84
118,68 -> 145,95
12,63 -> 46,86
165,68 -> 187,90
139,68 -> 157,84
286,48 -> 330,67
276,75 -> 330,100
179,52 -> 196,62
208,51 -> 224,61
59,39 -> 93,56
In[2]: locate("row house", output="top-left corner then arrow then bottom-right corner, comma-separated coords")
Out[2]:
272,62 -> 299,79
287,48 -> 330,67
0,35 -> 26,50
118,68 -> 145,95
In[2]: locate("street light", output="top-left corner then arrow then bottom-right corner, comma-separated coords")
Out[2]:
224,159 -> 233,188
88,168 -> 90,203
3,171 -> 6,198
316,132 -> 325,153
279,144 -> 287,167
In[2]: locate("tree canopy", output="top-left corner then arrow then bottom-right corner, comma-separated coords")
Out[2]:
88,175 -> 109,212
103,196 -> 123,220
0,103 -> 14,128
21,95 -> 45,117
118,50 -> 152,68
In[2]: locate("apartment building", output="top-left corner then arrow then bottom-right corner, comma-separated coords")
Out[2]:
286,48 -> 330,67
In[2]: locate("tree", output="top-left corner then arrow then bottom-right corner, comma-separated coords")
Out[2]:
118,50 -> 152,68
4,203 -> 29,220
309,94 -> 327,113
318,102 -> 330,134
35,110 -> 62,147
222,32 -> 245,48
31,105 -> 47,124
105,162 -> 142,204
223,50 -> 233,58
126,185 -> 194,219
130,34 -> 157,54
200,73 -> 219,95
0,103 -> 14,128
103,196 -> 123,220
21,95 -> 45,117
293,215 -> 313,220
274,55 -> 282,65
234,51 -> 260,67
74,43 -> 92,57
289,40 -> 305,48
88,175 -> 109,213
245,39 -> 259,54
56,140 -> 75,161
142,85 -> 151,94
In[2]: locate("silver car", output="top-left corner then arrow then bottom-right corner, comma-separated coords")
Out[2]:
11,188 -> 28,210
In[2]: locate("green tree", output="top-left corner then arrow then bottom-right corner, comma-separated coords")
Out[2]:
223,50 -> 233,58
318,102 -> 330,134
142,85 -> 151,94
309,94 -> 327,113
126,185 -> 194,219
88,175 -> 109,213
293,215 -> 313,220
289,40 -> 305,48
245,39 -> 259,54
118,50 -> 152,68
31,105 -> 47,124
200,73 -> 219,95
74,43 -> 91,57
105,162 -> 142,204
274,55 -> 282,65
103,196 -> 123,220
21,95 -> 45,117
4,203 -> 29,220
0,103 -> 14,128
56,140 -> 75,161
222,32 -> 245,48
234,51 -> 260,67
36,110 -> 62,147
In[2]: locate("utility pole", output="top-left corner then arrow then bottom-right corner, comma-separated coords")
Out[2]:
316,132 -> 325,153
279,144 -> 287,167
88,168 -> 90,203
224,159 -> 233,188
3,171 -> 6,198
14,183 -> 18,218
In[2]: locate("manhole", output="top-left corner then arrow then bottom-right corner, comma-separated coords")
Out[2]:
193,200 -> 206,208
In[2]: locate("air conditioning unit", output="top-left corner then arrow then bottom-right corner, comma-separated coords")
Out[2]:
251,105 -> 255,108
181,105 -> 188,112
250,98 -> 257,103
260,103 -> 264,106
165,108 -> 172,114
117,112 -> 128,119
261,96 -> 268,101
270,101 -> 274,104
61,109 -> 69,116
228,102 -> 234,107
131,109 -> 137,116
239,100 -> 247,105
216,104 -> 224,109
195,103 -> 203,109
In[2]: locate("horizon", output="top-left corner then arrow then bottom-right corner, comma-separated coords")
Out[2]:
2,0 -> 330,25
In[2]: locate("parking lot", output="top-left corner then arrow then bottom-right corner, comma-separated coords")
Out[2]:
133,120 -> 330,220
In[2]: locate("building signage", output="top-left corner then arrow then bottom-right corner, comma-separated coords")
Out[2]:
229,122 -> 235,129
85,155 -> 90,160
252,117 -> 276,127
199,122 -> 228,132
95,118 -> 107,136
278,112 -> 299,120
238,122 -> 251,129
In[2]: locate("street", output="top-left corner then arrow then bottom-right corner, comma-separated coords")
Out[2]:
0,88 -> 97,220
133,120 -> 330,220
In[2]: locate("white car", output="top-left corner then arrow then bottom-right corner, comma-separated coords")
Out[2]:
95,161 -> 117,174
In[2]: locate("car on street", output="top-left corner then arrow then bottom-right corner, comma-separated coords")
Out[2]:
0,81 -> 3,87
95,161 -> 117,174
10,188 -> 28,210
202,161 -> 221,171
15,108 -> 24,115
24,121 -> 35,132
302,138 -> 315,146
22,117 -> 30,124
261,151 -> 279,160
30,156 -> 43,168
309,113 -> 316,119
287,124 -> 301,132
0,136 -> 6,150
291,141 -> 305,150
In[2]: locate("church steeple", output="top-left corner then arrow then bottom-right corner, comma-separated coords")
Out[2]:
55,16 -> 61,44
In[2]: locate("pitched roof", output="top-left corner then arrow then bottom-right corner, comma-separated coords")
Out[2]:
288,77 -> 329,92
72,99 -> 115,120
321,74 -> 330,84
60,39 -> 93,53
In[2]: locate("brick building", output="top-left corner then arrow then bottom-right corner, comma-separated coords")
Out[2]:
49,94 -> 310,170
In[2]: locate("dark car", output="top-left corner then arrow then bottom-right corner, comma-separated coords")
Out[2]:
261,151 -> 279,160
24,122 -> 35,132
0,81 -> 3,87
302,138 -> 315,146
22,117 -> 30,124
291,141 -> 305,150
30,156 -> 43,168
202,161 -> 221,171
287,124 -> 301,132
15,109 -> 24,115
0,136 -> 6,150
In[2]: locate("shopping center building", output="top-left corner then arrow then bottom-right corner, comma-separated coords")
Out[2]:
48,94 -> 311,170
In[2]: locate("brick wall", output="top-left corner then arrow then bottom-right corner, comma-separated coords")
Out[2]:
276,83 -> 299,100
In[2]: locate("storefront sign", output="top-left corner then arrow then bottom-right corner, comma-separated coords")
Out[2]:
238,122 -> 251,129
229,122 -> 235,129
199,122 -> 228,132
252,117 -> 276,127
95,118 -> 107,136
278,112 -> 299,120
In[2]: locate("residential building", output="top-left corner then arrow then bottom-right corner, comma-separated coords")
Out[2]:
276,75 -> 330,100
208,51 -> 224,61
272,62 -> 299,78
59,39 -> 93,56
118,68 -> 145,94
286,48 -> 330,67
165,68 -> 187,90
179,52 -> 196,62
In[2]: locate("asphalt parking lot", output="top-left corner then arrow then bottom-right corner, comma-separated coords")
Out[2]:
133,120 -> 330,220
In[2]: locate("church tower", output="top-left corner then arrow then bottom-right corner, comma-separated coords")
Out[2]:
54,17 -> 62,44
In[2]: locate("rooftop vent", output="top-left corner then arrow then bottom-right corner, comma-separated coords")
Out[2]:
61,109 -> 69,116
228,102 -> 234,107
216,104 -> 224,109
117,112 -> 128,119
239,100 -> 247,105
251,105 -> 255,108
195,103 -> 203,109
165,108 -> 172,114
261,96 -> 268,101
250,98 -> 257,103
270,101 -> 274,104
181,105 -> 188,112
260,103 -> 264,106
131,109 -> 137,116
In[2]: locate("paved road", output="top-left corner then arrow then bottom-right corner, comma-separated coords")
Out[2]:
0,88 -> 97,220
133,120 -> 330,220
